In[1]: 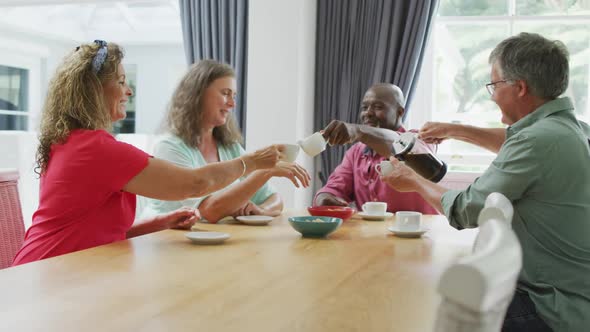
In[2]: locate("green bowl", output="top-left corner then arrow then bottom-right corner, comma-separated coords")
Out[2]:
288,216 -> 342,238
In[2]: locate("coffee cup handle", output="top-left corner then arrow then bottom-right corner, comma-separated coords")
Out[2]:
375,164 -> 382,175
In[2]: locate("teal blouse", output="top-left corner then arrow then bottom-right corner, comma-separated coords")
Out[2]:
139,134 -> 275,220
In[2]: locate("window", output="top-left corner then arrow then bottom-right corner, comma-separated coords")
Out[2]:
412,0 -> 590,171
112,64 -> 137,134
0,65 -> 29,131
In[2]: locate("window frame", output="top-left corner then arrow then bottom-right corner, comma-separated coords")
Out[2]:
0,48 -> 41,132
409,1 -> 590,169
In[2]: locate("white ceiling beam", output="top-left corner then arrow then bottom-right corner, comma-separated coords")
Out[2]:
115,2 -> 139,31
0,0 -> 164,7
0,20 -> 80,45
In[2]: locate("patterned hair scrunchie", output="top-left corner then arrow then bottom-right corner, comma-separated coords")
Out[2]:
91,40 -> 108,74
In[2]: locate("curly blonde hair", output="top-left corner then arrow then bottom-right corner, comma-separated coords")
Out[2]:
35,42 -> 124,175
165,59 -> 242,147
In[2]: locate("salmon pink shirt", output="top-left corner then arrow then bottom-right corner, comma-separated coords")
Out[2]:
12,129 -> 149,266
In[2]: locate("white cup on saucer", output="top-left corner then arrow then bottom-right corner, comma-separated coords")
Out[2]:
298,132 -> 327,157
395,211 -> 422,231
362,202 -> 387,216
375,160 -> 394,176
280,144 -> 300,162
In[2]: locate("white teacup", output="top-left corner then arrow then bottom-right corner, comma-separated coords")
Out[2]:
362,202 -> 387,216
298,132 -> 327,157
375,160 -> 394,176
280,144 -> 300,162
395,211 -> 422,231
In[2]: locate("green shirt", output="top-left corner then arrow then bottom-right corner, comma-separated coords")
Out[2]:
441,97 -> 590,332
139,134 -> 275,220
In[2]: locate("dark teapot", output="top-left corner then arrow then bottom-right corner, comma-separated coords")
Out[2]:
391,132 -> 447,183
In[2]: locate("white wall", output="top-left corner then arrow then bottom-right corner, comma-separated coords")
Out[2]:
0,131 -> 38,228
246,0 -> 317,209
123,45 -> 186,134
0,27 -> 71,129
0,28 -> 71,227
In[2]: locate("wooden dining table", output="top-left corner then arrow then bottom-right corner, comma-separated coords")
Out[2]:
0,209 -> 477,332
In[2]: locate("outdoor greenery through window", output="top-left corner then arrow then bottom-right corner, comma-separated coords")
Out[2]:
431,0 -> 590,171
0,65 -> 29,131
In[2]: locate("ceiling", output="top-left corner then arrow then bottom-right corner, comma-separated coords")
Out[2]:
0,0 -> 183,45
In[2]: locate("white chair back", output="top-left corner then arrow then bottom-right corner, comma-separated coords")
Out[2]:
434,192 -> 522,332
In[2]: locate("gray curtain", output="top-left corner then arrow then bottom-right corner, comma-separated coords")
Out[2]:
179,0 -> 249,139
314,0 -> 439,184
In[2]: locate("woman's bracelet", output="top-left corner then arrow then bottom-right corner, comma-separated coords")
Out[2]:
238,157 -> 247,177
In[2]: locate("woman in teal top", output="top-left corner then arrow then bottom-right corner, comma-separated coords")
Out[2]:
143,60 -> 310,223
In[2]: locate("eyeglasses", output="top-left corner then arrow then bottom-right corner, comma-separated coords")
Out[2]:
485,79 -> 513,96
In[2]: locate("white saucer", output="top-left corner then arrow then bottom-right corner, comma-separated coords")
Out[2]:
387,226 -> 429,238
358,211 -> 394,221
185,231 -> 230,244
236,215 -> 274,226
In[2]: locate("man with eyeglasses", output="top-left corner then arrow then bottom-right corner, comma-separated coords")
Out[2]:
313,83 -> 437,215
381,32 -> 590,332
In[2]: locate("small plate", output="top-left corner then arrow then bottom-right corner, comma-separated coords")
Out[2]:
387,226 -> 429,238
236,215 -> 274,226
185,231 -> 230,244
357,211 -> 394,221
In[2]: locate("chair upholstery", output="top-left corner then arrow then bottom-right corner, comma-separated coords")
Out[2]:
0,131 -> 38,230
434,192 -> 522,332
0,169 -> 25,269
